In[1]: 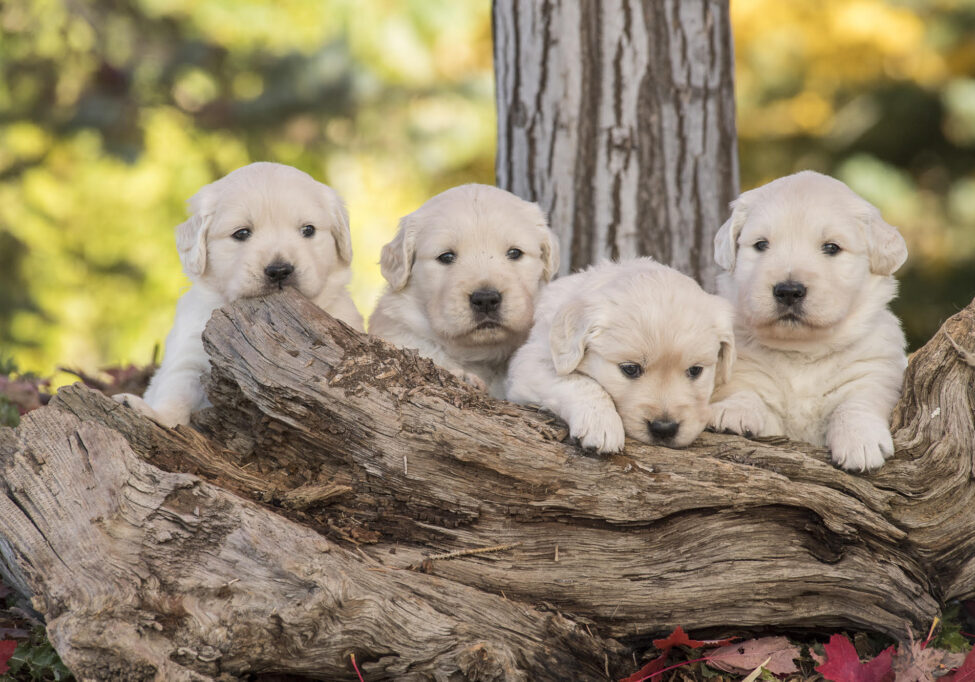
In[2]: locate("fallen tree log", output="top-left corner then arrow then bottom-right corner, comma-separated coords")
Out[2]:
2,287 -> 974,679
0,408 -> 626,680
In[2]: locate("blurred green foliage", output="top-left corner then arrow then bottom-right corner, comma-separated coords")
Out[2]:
0,627 -> 73,681
0,0 -> 494,381
1,0 -> 973,379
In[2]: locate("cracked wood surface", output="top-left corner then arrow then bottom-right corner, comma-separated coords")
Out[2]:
2,288 -> 974,679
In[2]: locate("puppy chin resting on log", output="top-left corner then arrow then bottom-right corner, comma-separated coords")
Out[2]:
506,257 -> 735,453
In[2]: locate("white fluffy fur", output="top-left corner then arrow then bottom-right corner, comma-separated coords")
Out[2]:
115,162 -> 363,427
506,258 -> 735,453
368,184 -> 558,397
709,170 -> 909,472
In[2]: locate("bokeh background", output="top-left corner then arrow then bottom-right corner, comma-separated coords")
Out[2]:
1,0 -> 974,383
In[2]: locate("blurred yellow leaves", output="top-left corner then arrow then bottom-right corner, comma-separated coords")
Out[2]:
734,0 -> 975,268
0,0 -> 494,381
734,0 -> 936,138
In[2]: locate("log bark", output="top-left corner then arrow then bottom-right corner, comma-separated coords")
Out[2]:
0,408 -> 625,681
493,0 -> 739,288
2,288 -> 974,678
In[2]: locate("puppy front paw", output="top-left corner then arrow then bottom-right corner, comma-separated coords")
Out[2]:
709,394 -> 769,438
112,393 -> 183,428
565,403 -> 626,453
448,367 -> 487,392
828,413 -> 894,472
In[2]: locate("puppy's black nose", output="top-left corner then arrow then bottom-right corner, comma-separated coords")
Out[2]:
773,281 -> 806,306
264,262 -> 294,283
648,419 -> 680,440
470,288 -> 502,314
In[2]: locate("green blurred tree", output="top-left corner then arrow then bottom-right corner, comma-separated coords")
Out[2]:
0,0 -> 495,378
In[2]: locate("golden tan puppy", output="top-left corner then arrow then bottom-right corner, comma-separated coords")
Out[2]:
506,258 -> 735,452
369,184 -> 558,397
115,162 -> 363,427
709,170 -> 908,472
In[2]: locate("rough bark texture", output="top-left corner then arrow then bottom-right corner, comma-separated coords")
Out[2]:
2,288 -> 973,679
493,0 -> 739,289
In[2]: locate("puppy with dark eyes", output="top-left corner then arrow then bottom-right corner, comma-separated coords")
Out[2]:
709,170 -> 909,471
506,258 -> 735,453
368,184 -> 559,397
115,162 -> 363,427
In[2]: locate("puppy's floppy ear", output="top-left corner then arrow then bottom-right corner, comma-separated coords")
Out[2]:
531,203 -> 560,281
713,195 -> 750,272
713,299 -> 736,387
380,214 -> 418,291
861,205 -> 907,276
321,184 -> 353,265
550,298 -> 594,375
175,209 -> 213,280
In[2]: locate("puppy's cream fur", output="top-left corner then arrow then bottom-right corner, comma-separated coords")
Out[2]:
368,184 -> 558,397
115,162 -> 363,427
506,258 -> 735,453
709,170 -> 908,471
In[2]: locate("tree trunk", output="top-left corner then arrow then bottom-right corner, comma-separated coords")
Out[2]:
493,0 -> 739,289
3,288 -> 974,679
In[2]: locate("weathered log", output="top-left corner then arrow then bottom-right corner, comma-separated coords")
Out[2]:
3,287 -> 974,678
0,408 -> 626,680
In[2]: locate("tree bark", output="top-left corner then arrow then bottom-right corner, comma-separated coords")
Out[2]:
493,0 -> 739,289
3,288 -> 974,679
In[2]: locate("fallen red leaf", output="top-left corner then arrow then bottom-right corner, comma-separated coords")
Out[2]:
940,644 -> 975,682
0,640 -> 18,674
620,626 -> 738,682
815,634 -> 894,682
651,625 -> 736,651
708,636 -> 800,676
619,651 -> 669,682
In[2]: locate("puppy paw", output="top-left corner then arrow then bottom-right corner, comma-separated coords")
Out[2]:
709,394 -> 768,438
448,367 -> 487,392
112,393 -> 183,428
828,413 -> 894,472
565,403 -> 626,454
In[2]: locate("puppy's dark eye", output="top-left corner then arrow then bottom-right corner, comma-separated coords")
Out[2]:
506,248 -> 524,260
301,224 -> 316,238
686,365 -> 703,379
822,242 -> 841,256
753,239 -> 769,252
437,251 -> 456,265
619,362 -> 643,379
232,228 -> 252,242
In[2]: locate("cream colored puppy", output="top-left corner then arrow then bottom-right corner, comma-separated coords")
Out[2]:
115,162 -> 363,427
709,170 -> 908,472
369,184 -> 558,397
506,258 -> 735,453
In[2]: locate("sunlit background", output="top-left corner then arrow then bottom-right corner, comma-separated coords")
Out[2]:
1,0 -> 974,383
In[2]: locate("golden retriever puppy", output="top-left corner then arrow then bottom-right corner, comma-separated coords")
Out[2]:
506,258 -> 735,453
368,184 -> 558,397
115,162 -> 363,427
709,170 -> 909,471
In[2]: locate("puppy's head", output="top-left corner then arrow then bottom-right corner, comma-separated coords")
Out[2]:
176,162 -> 353,301
713,170 -> 907,347
550,261 -> 735,448
380,184 -> 558,351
